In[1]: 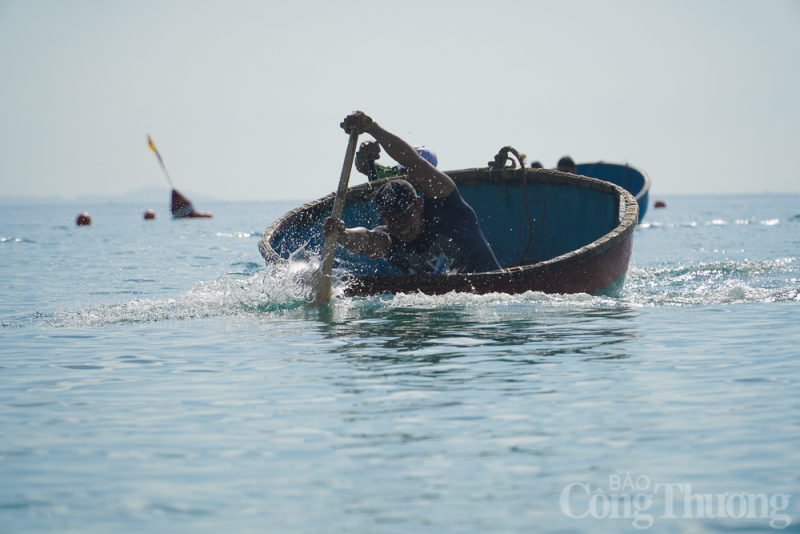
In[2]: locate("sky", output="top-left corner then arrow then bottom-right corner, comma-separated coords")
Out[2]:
0,0 -> 798,203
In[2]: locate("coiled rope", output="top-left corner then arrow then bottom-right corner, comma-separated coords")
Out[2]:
488,147 -> 538,268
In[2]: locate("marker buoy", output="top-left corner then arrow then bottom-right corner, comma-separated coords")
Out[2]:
654,199 -> 666,208
143,209 -> 156,220
76,212 -> 92,226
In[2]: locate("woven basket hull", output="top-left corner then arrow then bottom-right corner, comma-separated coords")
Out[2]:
259,167 -> 639,297
342,231 -> 633,297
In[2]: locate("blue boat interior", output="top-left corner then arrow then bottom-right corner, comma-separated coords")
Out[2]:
576,162 -> 649,221
270,181 -> 621,276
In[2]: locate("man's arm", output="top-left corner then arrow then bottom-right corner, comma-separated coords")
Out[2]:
322,217 -> 391,259
342,112 -> 456,199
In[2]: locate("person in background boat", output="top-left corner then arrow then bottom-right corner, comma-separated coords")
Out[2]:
355,141 -> 439,182
530,161 -> 543,169
322,111 -> 501,275
556,156 -> 577,174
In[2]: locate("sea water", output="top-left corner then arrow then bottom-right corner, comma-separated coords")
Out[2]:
1,194 -> 798,533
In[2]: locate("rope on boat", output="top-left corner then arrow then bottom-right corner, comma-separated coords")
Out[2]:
487,146 -> 527,170
489,147 -> 535,268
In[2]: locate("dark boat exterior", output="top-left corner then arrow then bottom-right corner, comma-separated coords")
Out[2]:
259,167 -> 638,297
171,189 -> 212,219
576,162 -> 650,221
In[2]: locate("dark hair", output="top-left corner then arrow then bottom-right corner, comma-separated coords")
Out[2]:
529,161 -> 543,169
373,179 -> 419,217
557,156 -> 576,172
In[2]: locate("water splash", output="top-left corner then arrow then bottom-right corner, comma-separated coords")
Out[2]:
46,246 -> 353,327
380,290 -> 618,309
638,219 -> 783,228
42,255 -> 800,327
621,258 -> 799,306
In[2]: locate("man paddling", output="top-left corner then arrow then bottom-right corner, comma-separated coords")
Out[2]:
322,112 -> 500,275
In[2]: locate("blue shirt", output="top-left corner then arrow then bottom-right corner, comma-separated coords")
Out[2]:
374,189 -> 501,275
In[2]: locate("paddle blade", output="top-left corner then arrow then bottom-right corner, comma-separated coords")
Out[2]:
309,270 -> 333,307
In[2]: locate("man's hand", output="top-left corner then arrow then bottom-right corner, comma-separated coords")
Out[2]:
322,217 -> 346,238
355,140 -> 381,176
321,218 -> 391,259
357,140 -> 380,161
340,111 -> 374,135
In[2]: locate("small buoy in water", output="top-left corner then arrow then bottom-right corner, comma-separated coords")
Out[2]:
654,199 -> 667,208
76,212 -> 92,226
143,209 -> 156,220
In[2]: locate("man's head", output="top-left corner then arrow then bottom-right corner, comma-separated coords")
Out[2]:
557,156 -> 576,174
374,179 -> 425,242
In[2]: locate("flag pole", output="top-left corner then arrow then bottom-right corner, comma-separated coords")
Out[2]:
147,135 -> 175,190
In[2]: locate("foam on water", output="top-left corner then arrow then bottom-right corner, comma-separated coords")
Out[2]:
622,257 -> 799,306
45,267 -> 303,327
639,218 -> 786,228
44,255 -> 799,328
45,248 -> 357,327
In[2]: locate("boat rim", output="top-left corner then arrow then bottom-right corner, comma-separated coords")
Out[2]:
577,160 -> 651,203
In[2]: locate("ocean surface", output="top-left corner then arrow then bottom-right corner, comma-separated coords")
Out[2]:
1,193 -> 799,533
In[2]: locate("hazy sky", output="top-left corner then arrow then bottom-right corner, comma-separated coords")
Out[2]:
1,0 -> 798,202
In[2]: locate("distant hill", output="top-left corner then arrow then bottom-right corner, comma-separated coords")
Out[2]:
0,187 -> 219,206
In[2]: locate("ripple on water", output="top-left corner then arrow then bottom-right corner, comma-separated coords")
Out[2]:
31,236 -> 799,331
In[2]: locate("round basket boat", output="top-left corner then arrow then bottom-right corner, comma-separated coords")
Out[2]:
259,165 -> 639,297
576,162 -> 651,222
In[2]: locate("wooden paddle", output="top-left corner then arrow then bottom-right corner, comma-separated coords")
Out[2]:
309,129 -> 360,307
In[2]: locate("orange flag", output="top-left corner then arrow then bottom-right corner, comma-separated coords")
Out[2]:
147,134 -> 173,189
147,135 -> 165,168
